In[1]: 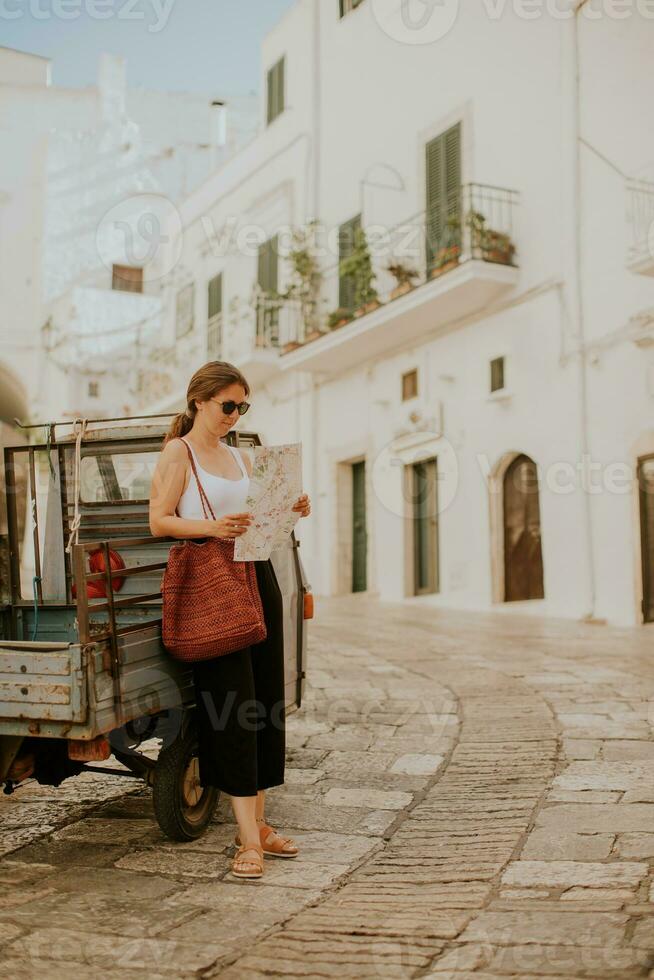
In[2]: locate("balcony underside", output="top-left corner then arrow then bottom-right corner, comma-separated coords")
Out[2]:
279,259 -> 518,375
627,249 -> 654,277
233,347 -> 282,386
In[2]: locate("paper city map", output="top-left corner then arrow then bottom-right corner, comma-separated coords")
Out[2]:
233,442 -> 303,561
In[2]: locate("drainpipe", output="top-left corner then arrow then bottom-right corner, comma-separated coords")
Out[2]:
570,0 -> 597,620
307,0 -> 322,593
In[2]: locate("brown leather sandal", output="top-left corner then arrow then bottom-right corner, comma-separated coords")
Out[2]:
236,822 -> 299,859
231,842 -> 264,879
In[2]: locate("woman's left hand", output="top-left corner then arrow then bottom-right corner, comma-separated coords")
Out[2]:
292,493 -> 311,518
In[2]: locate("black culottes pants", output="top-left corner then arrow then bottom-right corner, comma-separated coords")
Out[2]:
190,558 -> 286,797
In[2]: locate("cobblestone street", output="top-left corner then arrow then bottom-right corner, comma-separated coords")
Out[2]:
1,596 -> 653,978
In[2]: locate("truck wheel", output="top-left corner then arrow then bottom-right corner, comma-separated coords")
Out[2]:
153,726 -> 218,841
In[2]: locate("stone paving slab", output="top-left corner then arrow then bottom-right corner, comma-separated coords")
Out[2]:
1,598 -> 653,978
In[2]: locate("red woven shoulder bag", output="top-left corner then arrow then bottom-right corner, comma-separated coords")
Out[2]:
161,438 -> 267,662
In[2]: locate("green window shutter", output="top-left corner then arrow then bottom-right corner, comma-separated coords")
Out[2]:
267,65 -> 273,125
267,58 -> 285,125
207,273 -> 222,319
341,0 -> 364,16
338,213 -> 361,311
425,122 -> 462,271
258,235 -> 279,294
277,58 -> 285,116
257,235 -> 279,342
490,356 -> 504,393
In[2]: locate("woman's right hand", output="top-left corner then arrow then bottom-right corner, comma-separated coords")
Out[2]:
211,512 -> 254,539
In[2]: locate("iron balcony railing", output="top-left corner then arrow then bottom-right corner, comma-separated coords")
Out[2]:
252,286 -> 305,348
306,181 -> 518,338
626,178 -> 654,269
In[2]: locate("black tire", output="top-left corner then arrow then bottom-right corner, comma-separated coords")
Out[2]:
152,724 -> 219,841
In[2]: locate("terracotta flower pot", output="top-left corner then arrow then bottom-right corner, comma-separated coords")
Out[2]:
354,299 -> 381,318
390,281 -> 414,300
430,258 -> 459,279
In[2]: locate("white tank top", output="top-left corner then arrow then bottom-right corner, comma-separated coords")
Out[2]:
176,438 -> 250,521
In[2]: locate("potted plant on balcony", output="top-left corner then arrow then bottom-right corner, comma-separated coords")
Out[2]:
282,220 -> 324,344
482,228 -> 516,265
339,226 -> 381,317
327,307 -> 354,330
430,216 -> 462,279
386,260 -> 419,300
281,341 -> 302,354
465,209 -> 516,265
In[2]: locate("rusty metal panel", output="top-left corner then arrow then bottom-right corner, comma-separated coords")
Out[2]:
0,641 -> 87,722
92,625 -> 191,734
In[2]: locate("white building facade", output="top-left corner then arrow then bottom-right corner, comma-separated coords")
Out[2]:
0,45 -> 259,424
136,0 -> 653,628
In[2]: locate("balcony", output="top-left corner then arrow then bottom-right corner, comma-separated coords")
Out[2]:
278,182 -> 519,375
627,179 -> 654,276
230,288 -> 304,385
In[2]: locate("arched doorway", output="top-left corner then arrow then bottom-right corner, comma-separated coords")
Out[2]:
503,454 -> 544,601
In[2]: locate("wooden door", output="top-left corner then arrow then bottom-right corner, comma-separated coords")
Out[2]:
503,454 -> 544,601
639,455 -> 654,623
412,458 -> 439,595
352,461 -> 367,592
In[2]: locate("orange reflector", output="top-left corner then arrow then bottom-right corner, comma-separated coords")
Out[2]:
68,737 -> 111,762
303,592 -> 314,619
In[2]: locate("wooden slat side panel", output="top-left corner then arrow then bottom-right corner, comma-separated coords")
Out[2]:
0,644 -> 85,722
92,627 -> 191,732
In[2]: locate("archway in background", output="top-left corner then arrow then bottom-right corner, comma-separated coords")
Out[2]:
489,450 -> 545,604
0,361 -> 28,426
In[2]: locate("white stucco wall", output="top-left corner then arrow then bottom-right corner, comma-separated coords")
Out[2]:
129,2 -> 654,626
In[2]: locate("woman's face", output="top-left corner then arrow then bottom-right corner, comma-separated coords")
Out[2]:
198,383 -> 248,435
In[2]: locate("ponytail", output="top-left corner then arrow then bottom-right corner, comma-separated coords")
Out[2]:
164,410 -> 194,446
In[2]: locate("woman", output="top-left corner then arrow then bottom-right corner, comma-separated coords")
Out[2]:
149,361 -> 311,880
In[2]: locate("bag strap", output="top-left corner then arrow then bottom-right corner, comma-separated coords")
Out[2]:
179,438 -> 217,522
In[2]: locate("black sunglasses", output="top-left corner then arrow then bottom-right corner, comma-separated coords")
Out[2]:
210,398 -> 250,416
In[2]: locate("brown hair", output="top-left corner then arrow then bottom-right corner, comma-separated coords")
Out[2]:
164,361 -> 251,445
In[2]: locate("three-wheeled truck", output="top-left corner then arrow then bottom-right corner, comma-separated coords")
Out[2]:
0,417 -> 311,840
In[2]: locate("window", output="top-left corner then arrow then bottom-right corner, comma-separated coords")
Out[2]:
207,273 -> 223,359
175,283 -> 194,339
112,264 -> 143,293
490,356 -> 505,393
402,369 -> 418,402
338,214 -> 361,312
88,380 -> 100,398
340,0 -> 365,16
267,57 -> 285,125
257,235 -> 280,342
80,450 -> 159,503
425,123 -> 462,274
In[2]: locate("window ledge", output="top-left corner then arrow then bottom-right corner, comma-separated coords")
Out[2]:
487,388 -> 513,403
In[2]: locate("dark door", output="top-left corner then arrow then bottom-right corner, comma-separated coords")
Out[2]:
503,454 -> 544,601
639,455 -> 654,623
411,458 -> 439,595
425,122 -> 462,274
352,460 -> 367,592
